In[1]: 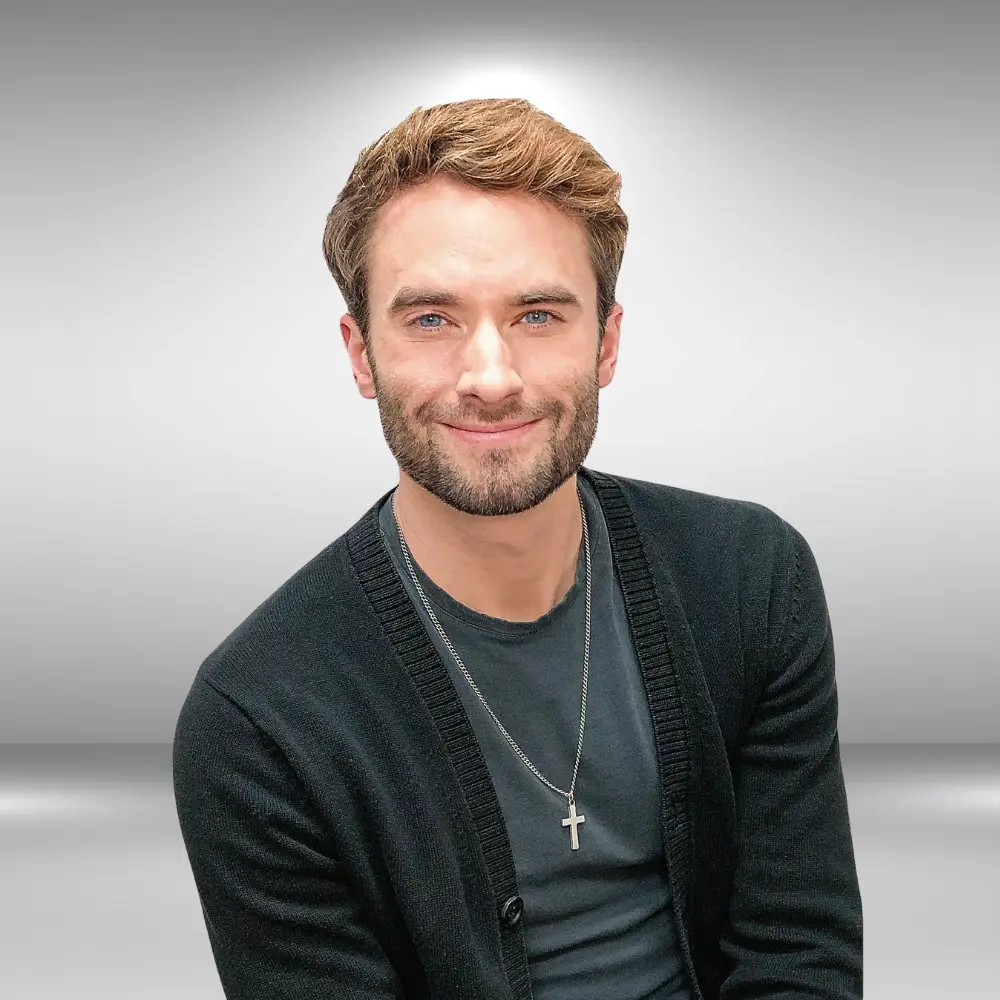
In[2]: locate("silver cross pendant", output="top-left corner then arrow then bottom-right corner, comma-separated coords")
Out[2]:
562,796 -> 585,850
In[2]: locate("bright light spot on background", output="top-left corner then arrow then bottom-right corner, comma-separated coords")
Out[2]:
398,54 -> 590,137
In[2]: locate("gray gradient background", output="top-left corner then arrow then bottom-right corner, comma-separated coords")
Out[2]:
1,3 -> 999,997
2,0 -> 998,743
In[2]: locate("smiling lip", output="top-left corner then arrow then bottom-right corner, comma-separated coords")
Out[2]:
447,419 -> 536,433
443,419 -> 541,445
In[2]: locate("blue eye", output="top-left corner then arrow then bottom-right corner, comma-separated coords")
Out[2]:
414,313 -> 445,328
409,310 -> 555,330
523,310 -> 552,326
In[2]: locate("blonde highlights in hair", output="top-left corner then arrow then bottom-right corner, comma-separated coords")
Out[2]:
322,97 -> 628,348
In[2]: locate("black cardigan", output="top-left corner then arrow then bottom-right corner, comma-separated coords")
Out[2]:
172,465 -> 863,999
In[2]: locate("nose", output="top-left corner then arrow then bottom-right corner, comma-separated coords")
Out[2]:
454,322 -> 525,403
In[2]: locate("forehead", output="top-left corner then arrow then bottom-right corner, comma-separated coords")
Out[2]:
368,176 -> 594,308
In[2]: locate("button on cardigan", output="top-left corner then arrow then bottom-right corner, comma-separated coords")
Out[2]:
172,465 -> 864,999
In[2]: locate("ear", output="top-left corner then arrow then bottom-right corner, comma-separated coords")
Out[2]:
341,314 -> 377,399
597,303 -> 623,388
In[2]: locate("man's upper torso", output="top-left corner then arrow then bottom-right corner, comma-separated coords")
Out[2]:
172,465 -> 863,999
378,471 -> 690,998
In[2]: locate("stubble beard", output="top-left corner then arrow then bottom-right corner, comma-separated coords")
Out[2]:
368,354 -> 601,517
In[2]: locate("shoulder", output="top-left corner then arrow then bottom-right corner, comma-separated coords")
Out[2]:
583,466 -> 807,721
191,517 -> 387,723
582,465 -> 796,584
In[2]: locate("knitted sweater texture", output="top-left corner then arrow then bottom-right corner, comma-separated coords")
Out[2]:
172,465 -> 864,999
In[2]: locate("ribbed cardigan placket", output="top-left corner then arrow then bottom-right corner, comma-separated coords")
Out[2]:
346,466 -> 704,1000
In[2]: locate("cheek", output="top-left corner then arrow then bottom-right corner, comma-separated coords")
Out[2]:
379,360 -> 447,399
398,379 -> 450,424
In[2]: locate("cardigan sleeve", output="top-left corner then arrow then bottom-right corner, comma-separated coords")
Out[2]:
718,522 -> 864,999
172,677 -> 406,999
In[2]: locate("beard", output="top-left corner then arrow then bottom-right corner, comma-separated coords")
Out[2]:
368,354 -> 601,518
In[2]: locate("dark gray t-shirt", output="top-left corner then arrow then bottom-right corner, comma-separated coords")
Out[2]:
378,475 -> 692,999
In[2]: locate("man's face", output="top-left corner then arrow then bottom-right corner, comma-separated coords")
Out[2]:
341,175 -> 622,518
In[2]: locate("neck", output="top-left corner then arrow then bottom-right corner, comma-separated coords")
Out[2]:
392,473 -> 584,623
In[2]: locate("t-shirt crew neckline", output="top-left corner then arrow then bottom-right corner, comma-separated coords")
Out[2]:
378,475 -> 601,639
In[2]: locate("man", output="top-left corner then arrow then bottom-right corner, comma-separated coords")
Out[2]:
173,97 -> 863,999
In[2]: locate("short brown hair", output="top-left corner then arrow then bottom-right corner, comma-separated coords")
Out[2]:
322,97 -> 629,349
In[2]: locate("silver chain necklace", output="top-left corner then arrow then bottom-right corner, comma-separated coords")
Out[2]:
391,482 -> 592,851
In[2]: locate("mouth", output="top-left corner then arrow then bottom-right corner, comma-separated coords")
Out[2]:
442,419 -> 541,446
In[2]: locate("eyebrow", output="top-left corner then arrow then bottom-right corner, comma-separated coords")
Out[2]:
386,284 -> 584,317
